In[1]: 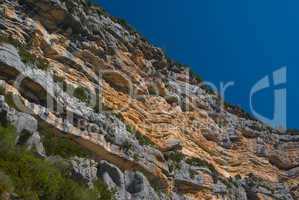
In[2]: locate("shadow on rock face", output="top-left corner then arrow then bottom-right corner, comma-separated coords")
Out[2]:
125,171 -> 144,194
98,160 -> 123,187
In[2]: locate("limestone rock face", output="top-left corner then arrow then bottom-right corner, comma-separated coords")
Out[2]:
98,160 -> 160,200
269,142 -> 299,170
70,156 -> 98,187
162,138 -> 182,152
0,0 -> 298,199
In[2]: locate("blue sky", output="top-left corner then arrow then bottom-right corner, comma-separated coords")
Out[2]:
96,0 -> 299,129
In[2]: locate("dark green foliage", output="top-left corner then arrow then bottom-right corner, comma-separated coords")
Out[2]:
117,18 -> 129,28
135,133 -> 156,147
186,157 -> 218,182
112,17 -> 136,33
0,35 -> 23,48
122,140 -> 132,153
40,129 -> 92,158
166,151 -> 184,163
96,8 -> 106,16
0,124 -> 113,200
18,48 -> 35,64
245,174 -> 273,192
0,125 -> 17,150
222,177 -> 240,189
189,69 -> 203,83
165,151 -> 184,171
224,102 -> 255,121
126,125 -> 156,147
0,35 -> 49,70
73,86 -> 89,103
18,48 -> 50,70
0,171 -> 14,195
126,125 -> 135,134
189,168 -> 197,179
170,61 -> 204,84
0,85 -> 5,95
132,153 -> 139,161
4,93 -> 26,111
17,130 -> 32,145
4,93 -> 16,109
201,84 -> 216,95
93,180 -> 115,200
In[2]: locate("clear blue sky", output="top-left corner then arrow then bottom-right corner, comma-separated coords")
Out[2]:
95,0 -> 299,129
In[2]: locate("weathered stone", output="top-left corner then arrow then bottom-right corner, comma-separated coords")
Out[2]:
125,171 -> 159,200
269,142 -> 299,170
162,138 -> 182,152
0,0 -> 297,199
70,156 -> 98,187
26,131 -> 46,157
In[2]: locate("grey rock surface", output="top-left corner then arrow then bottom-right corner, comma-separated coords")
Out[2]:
70,156 -> 98,187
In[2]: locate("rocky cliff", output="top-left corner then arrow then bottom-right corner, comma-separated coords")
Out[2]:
0,0 -> 298,199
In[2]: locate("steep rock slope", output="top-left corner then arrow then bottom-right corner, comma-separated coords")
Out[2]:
0,0 -> 298,199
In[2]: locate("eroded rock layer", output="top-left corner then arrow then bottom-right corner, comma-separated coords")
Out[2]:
0,0 -> 298,199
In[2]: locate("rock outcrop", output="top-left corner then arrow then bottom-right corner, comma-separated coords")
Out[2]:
0,0 -> 298,199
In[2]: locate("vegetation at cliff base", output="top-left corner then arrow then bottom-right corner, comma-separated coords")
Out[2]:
0,124 -> 113,200
40,129 -> 93,159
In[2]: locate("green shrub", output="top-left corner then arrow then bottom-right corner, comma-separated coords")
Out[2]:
0,125 -> 17,151
0,84 -> 5,95
5,93 -> 16,109
186,157 -> 218,182
0,35 -> 23,48
224,102 -> 255,120
93,180 -> 115,200
16,130 -> 32,146
132,153 -> 139,161
122,140 -> 132,153
0,34 -> 49,71
18,48 -> 50,70
166,151 -> 184,163
135,133 -> 156,147
117,18 -> 128,27
57,179 -> 113,200
126,125 -> 156,147
96,8 -> 106,17
0,171 -> 14,195
190,69 -> 203,83
165,151 -> 184,171
112,17 -> 136,33
126,125 -> 135,134
40,129 -> 92,158
73,86 -> 89,103
0,125 -> 114,200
